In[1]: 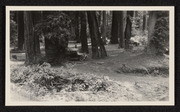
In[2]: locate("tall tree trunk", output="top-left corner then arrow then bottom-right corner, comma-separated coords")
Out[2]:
101,11 -> 107,44
42,11 -> 52,58
75,12 -> 81,43
87,11 -> 107,59
124,11 -> 133,49
134,11 -> 138,18
146,11 -> 157,53
70,18 -> 76,41
111,11 -> 125,48
118,11 -> 125,48
143,11 -> 147,31
80,12 -> 89,53
32,12 -> 41,55
97,11 -> 102,32
17,11 -> 24,50
110,12 -> 119,44
24,11 -> 41,65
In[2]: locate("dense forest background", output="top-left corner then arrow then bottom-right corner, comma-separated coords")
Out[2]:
10,11 -> 169,65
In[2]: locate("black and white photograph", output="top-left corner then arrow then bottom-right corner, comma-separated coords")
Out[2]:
5,6 -> 174,106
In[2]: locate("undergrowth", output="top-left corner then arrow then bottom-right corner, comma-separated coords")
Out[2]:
11,62 -> 129,100
11,62 -> 169,101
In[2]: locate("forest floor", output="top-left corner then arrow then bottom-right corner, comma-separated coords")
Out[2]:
10,43 -> 169,102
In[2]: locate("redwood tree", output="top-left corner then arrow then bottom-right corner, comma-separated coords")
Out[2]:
124,11 -> 133,49
69,12 -> 76,40
147,11 -> 169,54
118,11 -> 125,48
42,11 -> 53,61
134,11 -> 138,18
111,11 -> 124,48
146,11 -> 158,53
110,11 -> 119,44
143,11 -> 147,31
87,11 -> 107,58
101,11 -> 107,44
80,11 -> 88,53
24,11 -> 41,65
32,11 -> 41,55
75,12 -> 81,43
17,11 -> 24,50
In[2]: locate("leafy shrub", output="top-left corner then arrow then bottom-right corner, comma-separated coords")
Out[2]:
130,35 -> 148,46
35,12 -> 71,46
10,19 -> 18,47
132,11 -> 144,31
151,12 -> 169,55
11,62 -> 118,97
35,12 -> 71,64
10,12 -> 18,47
11,62 -> 168,101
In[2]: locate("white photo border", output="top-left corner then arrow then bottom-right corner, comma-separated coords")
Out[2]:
5,6 -> 175,106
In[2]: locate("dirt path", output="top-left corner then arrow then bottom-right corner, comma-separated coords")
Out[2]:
71,44 -> 168,81
70,44 -> 169,101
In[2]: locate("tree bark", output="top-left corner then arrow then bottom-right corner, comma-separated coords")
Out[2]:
101,11 -> 107,44
80,12 -> 89,53
97,11 -> 102,30
87,11 -> 107,59
32,12 -> 41,55
24,11 -> 41,65
143,11 -> 147,31
147,11 -> 157,53
17,11 -> 24,50
124,11 -> 133,49
111,11 -> 125,48
118,11 -> 125,48
70,13 -> 76,40
75,12 -> 81,43
110,11 -> 119,44
134,11 -> 138,18
42,11 -> 52,57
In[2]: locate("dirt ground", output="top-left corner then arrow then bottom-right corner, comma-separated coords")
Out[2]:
10,44 -> 169,101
